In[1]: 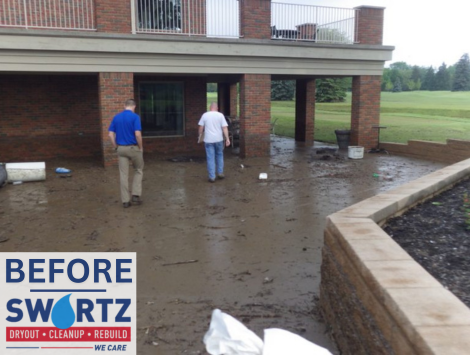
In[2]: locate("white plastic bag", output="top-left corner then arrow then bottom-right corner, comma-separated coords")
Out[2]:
203,309 -> 264,355
263,328 -> 333,355
203,309 -> 333,355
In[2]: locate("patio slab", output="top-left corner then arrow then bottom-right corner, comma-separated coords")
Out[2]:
0,136 -> 445,354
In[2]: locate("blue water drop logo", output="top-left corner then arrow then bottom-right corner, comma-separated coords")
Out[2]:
51,294 -> 75,330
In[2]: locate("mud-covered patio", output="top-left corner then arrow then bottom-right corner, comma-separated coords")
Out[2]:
0,137 -> 445,354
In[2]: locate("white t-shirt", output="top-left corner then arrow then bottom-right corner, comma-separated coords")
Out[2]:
198,111 -> 228,143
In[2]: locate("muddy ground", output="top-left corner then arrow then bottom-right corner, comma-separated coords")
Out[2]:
0,137 -> 445,354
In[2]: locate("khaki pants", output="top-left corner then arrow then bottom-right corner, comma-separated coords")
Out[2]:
117,145 -> 144,203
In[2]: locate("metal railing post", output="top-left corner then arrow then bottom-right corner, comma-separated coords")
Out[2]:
130,0 -> 136,34
22,0 -> 28,29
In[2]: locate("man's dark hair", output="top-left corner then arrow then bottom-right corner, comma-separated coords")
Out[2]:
125,99 -> 136,107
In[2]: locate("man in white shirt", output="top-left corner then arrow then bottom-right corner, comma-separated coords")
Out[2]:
198,102 -> 231,182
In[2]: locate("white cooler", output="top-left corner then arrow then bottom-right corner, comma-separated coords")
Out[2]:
6,162 -> 46,182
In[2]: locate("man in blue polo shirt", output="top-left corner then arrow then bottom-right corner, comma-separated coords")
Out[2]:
108,99 -> 144,208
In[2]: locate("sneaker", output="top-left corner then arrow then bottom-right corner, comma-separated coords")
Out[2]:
217,174 -> 225,180
131,195 -> 142,205
208,178 -> 216,183
123,202 -> 131,208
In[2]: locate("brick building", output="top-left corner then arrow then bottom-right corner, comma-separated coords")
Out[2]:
0,0 -> 392,166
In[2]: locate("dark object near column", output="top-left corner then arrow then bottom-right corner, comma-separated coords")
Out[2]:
335,130 -> 351,149
0,164 -> 6,187
368,126 -> 389,154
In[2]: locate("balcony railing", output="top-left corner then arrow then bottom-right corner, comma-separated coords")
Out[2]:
271,2 -> 358,44
136,0 -> 240,38
0,0 -> 95,30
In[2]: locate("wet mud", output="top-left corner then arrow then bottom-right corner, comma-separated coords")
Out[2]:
0,137 -> 445,354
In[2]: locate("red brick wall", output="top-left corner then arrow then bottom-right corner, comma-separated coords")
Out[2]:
0,1 -> 95,29
295,79 -> 315,143
240,0 -> 271,40
95,0 -> 131,33
230,83 -> 238,117
99,72 -> 134,167
350,75 -> 382,149
182,0 -> 206,35
133,75 -> 207,156
354,6 -> 384,45
0,74 -> 100,162
239,74 -> 271,157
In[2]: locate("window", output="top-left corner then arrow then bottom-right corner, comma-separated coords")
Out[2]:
137,0 -> 182,31
139,82 -> 185,137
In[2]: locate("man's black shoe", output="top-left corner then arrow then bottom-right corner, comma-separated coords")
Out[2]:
123,202 -> 131,208
131,195 -> 142,205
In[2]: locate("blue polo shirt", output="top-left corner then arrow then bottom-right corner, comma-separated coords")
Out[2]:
108,110 -> 142,145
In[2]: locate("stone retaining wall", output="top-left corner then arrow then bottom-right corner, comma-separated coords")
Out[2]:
320,159 -> 470,355
381,139 -> 470,164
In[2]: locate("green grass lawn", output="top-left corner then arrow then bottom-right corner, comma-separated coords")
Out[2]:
207,90 -> 470,144
272,91 -> 470,144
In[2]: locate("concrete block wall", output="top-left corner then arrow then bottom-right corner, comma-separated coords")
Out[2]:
381,140 -> 470,164
0,75 -> 100,162
320,159 -> 470,355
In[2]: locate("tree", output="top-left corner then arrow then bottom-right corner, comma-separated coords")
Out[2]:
207,83 -> 217,93
382,68 -> 392,91
452,53 -> 470,91
392,78 -> 402,92
434,63 -> 451,90
390,61 -> 411,71
271,80 -> 295,101
315,78 -> 347,102
410,66 -> 422,90
421,66 -> 436,90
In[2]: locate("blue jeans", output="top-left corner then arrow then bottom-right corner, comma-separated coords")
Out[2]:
204,141 -> 224,180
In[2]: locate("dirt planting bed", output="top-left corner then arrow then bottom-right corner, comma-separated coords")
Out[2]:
384,178 -> 470,308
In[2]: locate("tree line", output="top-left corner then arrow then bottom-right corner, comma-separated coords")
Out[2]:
210,53 -> 470,102
269,52 -> 470,102
383,53 -> 470,92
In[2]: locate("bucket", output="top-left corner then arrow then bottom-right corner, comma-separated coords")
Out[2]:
334,130 -> 351,150
348,146 -> 364,159
6,162 -> 46,182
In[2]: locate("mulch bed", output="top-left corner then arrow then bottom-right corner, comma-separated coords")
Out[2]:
383,178 -> 470,308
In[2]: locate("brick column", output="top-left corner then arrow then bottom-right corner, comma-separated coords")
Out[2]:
98,72 -> 134,167
295,79 -> 315,144
354,6 -> 385,45
95,0 -> 132,33
350,75 -> 382,149
230,83 -> 238,117
239,74 -> 271,157
217,83 -> 231,116
239,0 -> 271,39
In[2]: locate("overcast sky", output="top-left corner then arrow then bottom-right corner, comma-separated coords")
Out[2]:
275,0 -> 470,68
